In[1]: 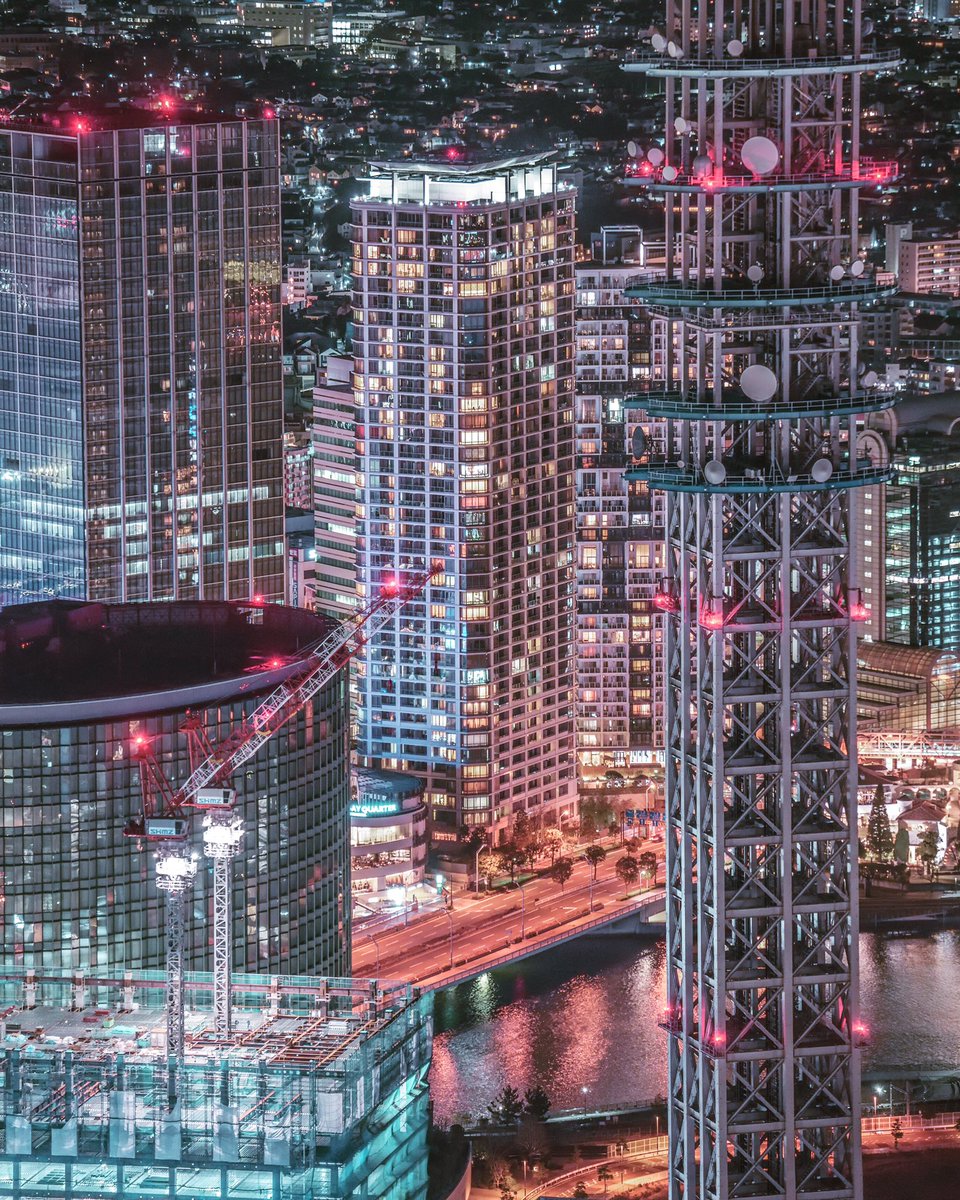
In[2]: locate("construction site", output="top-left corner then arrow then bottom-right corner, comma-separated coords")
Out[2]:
0,969 -> 431,1200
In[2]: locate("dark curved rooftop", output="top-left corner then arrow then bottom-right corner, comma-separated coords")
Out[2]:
0,600 -> 334,726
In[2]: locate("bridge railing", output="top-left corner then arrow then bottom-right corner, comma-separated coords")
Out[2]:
421,889 -> 667,992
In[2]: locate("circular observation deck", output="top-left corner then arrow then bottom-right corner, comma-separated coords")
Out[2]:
626,459 -> 891,494
622,48 -> 900,78
625,276 -> 898,311
624,389 -> 896,422
623,160 -> 898,194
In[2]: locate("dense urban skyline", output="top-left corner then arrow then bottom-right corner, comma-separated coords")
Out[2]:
2,1 -> 960,1199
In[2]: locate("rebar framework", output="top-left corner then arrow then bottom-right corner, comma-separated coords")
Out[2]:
624,4 -> 899,1198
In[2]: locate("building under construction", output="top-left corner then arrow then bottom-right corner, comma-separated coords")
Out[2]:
0,969 -> 432,1200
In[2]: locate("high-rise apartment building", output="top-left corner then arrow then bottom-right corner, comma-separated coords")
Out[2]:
575,251 -> 666,776
312,353 -> 359,620
0,110 -> 285,607
352,155 -> 577,839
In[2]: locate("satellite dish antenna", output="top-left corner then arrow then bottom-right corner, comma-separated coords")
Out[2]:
863,18 -> 874,35
740,364 -> 778,402
627,140 -> 639,158
862,369 -> 878,388
651,32 -> 667,52
667,40 -> 678,56
704,460 -> 727,485
661,165 -> 678,182
830,264 -> 846,282
747,264 -> 764,284
741,136 -> 779,175
727,39 -> 744,56
693,154 -> 712,178
647,146 -> 664,166
631,427 -> 648,457
811,459 -> 834,483
674,117 -> 688,134
674,47 -> 685,58
850,259 -> 865,277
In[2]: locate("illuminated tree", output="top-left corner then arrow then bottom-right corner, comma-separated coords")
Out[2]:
639,850 -> 658,889
866,785 -> 894,861
551,856 -> 574,892
584,844 -> 607,879
615,854 -> 640,897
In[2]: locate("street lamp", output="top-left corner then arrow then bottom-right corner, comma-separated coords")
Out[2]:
366,929 -> 383,976
474,837 -> 489,893
516,878 -> 526,940
442,907 -> 454,969
581,1085 -> 590,1115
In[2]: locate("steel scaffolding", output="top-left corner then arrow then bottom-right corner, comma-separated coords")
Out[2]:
624,3 -> 898,1197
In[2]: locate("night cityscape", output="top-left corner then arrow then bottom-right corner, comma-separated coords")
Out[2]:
2,0 -> 960,1197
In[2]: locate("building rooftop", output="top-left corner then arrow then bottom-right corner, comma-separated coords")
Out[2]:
0,969 -> 433,1195
0,970 -> 416,1073
0,600 -> 333,724
0,100 -> 276,137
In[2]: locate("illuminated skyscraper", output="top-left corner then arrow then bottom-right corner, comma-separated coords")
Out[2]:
0,111 -> 285,607
352,156 -> 577,840
625,6 -> 899,1197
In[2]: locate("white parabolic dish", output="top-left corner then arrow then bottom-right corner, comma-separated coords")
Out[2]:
741,136 -> 779,175
740,364 -> 778,402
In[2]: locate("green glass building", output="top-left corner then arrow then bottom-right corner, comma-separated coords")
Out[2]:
0,600 -> 350,978
886,431 -> 960,649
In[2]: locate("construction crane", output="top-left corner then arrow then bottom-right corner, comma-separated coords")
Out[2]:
126,566 -> 438,1057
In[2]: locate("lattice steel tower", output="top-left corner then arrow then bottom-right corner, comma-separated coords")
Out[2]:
623,4 -> 899,1198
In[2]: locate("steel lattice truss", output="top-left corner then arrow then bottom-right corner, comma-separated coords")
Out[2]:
624,1 -> 899,1196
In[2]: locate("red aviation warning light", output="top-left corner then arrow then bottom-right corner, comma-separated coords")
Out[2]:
699,603 -> 725,630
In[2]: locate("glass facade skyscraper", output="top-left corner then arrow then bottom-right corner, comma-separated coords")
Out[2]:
352,156 -> 578,840
0,600 -> 350,977
887,432 -> 960,648
0,113 -> 285,606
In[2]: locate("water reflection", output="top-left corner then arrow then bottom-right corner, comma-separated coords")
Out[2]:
430,933 -> 960,1126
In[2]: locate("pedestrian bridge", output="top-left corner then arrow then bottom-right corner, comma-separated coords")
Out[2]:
420,889 -> 666,994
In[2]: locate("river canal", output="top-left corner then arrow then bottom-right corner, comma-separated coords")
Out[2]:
429,931 -> 960,1126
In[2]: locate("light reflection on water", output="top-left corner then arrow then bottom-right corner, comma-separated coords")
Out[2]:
429,931 -> 960,1126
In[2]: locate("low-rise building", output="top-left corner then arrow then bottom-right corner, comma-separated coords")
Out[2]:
351,768 -> 428,896
899,235 -> 960,297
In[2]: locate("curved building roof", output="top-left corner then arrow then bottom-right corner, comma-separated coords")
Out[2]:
858,640 -> 960,680
0,600 -> 333,727
893,395 -> 960,438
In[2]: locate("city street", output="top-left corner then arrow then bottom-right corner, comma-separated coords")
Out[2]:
352,844 -> 665,986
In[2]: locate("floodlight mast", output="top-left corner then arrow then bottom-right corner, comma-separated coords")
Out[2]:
624,4 -> 899,1197
127,565 -> 440,1055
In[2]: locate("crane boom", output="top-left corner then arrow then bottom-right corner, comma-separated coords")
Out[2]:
182,568 -> 435,804
127,565 -> 438,1054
